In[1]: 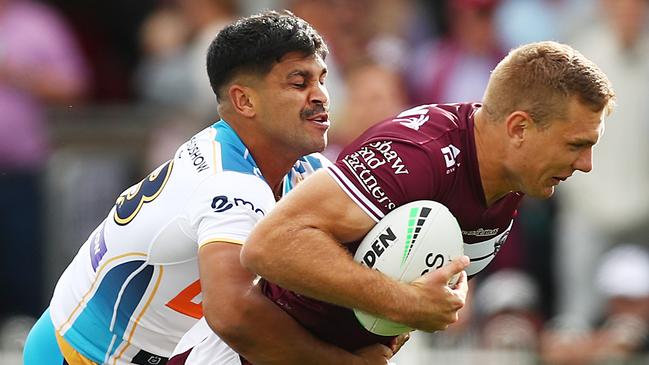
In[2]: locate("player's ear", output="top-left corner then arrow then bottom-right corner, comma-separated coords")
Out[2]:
228,84 -> 256,118
504,111 -> 530,147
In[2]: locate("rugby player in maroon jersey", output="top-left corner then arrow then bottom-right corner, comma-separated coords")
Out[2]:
242,41 -> 616,352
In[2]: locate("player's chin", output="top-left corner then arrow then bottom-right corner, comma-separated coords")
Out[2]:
302,135 -> 327,154
310,130 -> 329,151
536,186 -> 556,199
524,183 -> 555,200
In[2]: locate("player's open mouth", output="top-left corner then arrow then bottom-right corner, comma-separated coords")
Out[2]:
307,113 -> 330,128
552,176 -> 568,184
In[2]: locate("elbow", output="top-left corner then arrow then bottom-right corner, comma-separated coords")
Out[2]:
202,298 -> 253,350
240,230 -> 269,275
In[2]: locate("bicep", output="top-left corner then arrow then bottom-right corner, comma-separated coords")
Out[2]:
198,242 -> 254,314
266,169 -> 376,245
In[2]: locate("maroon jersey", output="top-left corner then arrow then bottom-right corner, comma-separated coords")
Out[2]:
262,103 -> 523,351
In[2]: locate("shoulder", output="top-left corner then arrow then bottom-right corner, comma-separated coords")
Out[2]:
340,103 -> 478,164
176,122 -> 264,179
348,103 -> 476,146
295,152 -> 332,172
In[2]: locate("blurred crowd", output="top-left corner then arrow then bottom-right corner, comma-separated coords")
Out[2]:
1,0 -> 649,363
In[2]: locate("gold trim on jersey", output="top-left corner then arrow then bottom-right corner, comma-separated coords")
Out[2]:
56,331 -> 98,365
198,238 -> 244,248
110,265 -> 164,364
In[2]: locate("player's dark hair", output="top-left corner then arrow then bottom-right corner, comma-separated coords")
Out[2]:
207,10 -> 328,101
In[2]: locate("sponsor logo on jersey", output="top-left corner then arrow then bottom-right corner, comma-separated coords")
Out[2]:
366,141 -> 409,175
462,227 -> 499,237
89,222 -> 107,272
339,140 -> 410,211
342,154 -> 396,211
211,195 -> 265,216
185,136 -> 209,173
360,227 -> 397,268
441,144 -> 461,168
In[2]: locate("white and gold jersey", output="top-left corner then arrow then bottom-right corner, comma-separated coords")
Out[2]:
49,120 -> 329,364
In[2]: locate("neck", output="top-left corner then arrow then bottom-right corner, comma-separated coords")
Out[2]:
473,108 -> 514,206
225,118 -> 301,199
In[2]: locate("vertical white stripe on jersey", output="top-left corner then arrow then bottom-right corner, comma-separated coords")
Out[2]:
326,166 -> 383,222
212,128 -> 223,173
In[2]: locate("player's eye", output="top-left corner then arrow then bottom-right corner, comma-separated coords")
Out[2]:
568,142 -> 587,152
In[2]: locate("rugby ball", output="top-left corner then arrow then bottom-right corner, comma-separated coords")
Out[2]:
353,200 -> 464,336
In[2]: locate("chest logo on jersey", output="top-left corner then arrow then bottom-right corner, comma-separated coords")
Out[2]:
394,104 -> 432,130
211,195 -> 265,216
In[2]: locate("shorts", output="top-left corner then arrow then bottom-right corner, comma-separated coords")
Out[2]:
169,318 -> 243,365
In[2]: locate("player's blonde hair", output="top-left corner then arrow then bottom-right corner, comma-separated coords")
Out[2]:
482,41 -> 615,128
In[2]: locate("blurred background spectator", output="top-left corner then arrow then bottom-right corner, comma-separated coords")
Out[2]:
324,59 -> 408,160
406,0 -> 505,105
0,0 -> 88,353
135,0 -> 238,115
552,0 -> 649,335
2,0 -> 649,364
540,244 -> 649,365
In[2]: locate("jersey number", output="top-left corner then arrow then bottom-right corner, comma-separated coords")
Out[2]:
113,160 -> 174,225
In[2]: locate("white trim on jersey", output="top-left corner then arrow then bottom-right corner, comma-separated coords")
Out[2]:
326,165 -> 383,222
463,220 -> 514,276
210,128 -> 223,173
171,319 -> 242,365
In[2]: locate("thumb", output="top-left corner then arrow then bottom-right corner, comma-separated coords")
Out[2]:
437,255 -> 470,282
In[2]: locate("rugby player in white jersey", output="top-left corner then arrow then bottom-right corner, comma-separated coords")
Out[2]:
23,11 -> 394,365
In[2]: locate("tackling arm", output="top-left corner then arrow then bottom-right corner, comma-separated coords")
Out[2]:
241,170 -> 470,332
199,242 -> 391,365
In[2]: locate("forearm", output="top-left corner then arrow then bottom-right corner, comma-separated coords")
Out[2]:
200,243 -> 365,365
204,284 -> 363,365
242,223 -> 413,323
242,172 -> 468,332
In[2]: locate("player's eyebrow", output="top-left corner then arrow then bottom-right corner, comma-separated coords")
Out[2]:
287,67 -> 327,80
287,70 -> 311,79
568,137 -> 597,147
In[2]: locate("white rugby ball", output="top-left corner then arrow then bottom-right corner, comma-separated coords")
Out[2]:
353,200 -> 464,336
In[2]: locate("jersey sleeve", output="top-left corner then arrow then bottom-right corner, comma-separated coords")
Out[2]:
327,139 -> 443,222
186,171 -> 276,247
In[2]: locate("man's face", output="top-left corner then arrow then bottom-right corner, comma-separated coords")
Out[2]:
253,52 -> 330,156
514,99 -> 605,199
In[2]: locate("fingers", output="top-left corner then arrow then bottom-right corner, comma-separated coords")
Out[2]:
354,343 -> 394,364
390,332 -> 411,353
450,270 -> 468,291
421,255 -> 469,285
443,255 -> 470,279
